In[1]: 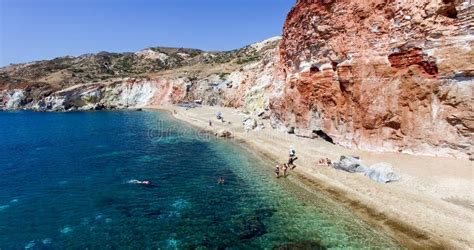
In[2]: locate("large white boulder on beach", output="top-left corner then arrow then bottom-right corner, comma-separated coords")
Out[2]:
364,163 -> 400,183
332,156 -> 367,173
332,156 -> 401,184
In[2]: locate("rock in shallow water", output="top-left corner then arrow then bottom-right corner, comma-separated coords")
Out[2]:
231,214 -> 267,240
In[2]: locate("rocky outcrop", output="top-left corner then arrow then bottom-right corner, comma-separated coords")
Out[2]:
0,79 -> 159,111
215,129 -> 233,138
271,0 -> 473,159
0,37 -> 282,113
1,89 -> 25,109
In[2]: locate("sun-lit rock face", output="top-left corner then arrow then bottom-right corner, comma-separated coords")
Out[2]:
272,0 -> 473,159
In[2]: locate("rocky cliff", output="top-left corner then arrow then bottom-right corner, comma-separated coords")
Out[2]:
1,0 -> 472,160
0,38 -> 281,112
271,0 -> 473,159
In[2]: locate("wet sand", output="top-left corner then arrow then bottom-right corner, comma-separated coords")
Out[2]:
147,105 -> 474,249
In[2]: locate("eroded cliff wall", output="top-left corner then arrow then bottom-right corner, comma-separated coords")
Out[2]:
271,0 -> 473,159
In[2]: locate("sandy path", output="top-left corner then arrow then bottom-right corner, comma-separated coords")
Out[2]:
147,105 -> 474,249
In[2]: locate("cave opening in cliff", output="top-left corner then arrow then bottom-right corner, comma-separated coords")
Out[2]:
310,65 -> 320,74
313,130 -> 334,144
438,0 -> 458,18
331,61 -> 338,71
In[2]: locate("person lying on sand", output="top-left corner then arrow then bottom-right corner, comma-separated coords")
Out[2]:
326,158 -> 332,166
316,158 -> 326,166
316,158 -> 332,167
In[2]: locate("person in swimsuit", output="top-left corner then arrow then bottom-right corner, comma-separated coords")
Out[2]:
326,158 -> 332,166
282,164 -> 288,177
274,165 -> 280,178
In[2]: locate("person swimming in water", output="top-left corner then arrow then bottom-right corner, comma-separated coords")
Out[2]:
128,179 -> 155,187
217,177 -> 225,185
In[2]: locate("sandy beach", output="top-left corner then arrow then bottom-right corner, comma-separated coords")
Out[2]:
148,104 -> 474,249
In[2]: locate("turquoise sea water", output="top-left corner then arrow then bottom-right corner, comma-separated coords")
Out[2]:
0,111 -> 400,249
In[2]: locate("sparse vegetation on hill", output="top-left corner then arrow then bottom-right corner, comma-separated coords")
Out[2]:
0,39 -> 280,91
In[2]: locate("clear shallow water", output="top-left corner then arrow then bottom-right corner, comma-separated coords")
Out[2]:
0,111 -> 400,249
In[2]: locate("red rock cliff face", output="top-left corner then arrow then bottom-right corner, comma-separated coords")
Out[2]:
272,0 -> 473,159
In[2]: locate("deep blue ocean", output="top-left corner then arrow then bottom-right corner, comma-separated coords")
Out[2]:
0,111 -> 399,249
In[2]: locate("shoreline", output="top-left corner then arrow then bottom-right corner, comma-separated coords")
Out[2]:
147,105 -> 474,249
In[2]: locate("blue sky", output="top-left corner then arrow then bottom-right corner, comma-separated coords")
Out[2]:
0,0 -> 295,66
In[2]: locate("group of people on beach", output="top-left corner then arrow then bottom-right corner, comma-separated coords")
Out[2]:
274,146 -> 298,178
316,158 -> 332,167
274,146 -> 337,178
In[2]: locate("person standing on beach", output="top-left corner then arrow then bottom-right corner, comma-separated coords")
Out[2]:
288,146 -> 298,169
289,146 -> 296,157
282,164 -> 288,177
288,156 -> 298,169
274,165 -> 281,178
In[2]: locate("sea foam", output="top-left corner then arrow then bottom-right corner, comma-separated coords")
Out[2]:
60,226 -> 73,234
24,241 -> 35,249
0,205 -> 10,212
